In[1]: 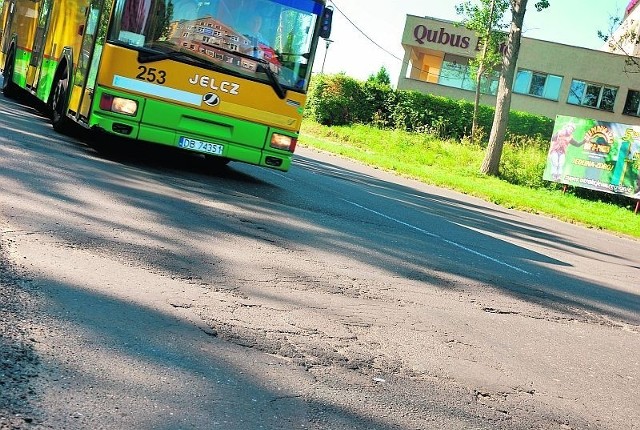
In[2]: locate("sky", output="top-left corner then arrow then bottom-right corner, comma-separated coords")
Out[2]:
310,0 -> 629,84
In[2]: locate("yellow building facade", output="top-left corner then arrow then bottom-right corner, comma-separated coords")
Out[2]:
397,15 -> 640,125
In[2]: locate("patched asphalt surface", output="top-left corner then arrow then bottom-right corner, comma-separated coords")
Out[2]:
1,93 -> 639,429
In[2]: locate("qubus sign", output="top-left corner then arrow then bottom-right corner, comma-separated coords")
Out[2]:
414,25 -> 472,49
413,24 -> 508,54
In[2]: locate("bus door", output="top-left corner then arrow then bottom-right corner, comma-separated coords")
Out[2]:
27,0 -> 53,91
0,0 -> 17,62
73,0 -> 109,123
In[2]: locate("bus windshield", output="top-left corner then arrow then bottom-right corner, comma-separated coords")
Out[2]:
108,0 -> 322,91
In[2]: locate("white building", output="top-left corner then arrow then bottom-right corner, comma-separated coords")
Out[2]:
605,0 -> 640,57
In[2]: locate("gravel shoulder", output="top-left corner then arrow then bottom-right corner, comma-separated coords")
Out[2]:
0,242 -> 40,429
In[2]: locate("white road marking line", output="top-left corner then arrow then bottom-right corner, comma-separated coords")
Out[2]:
343,198 -> 531,275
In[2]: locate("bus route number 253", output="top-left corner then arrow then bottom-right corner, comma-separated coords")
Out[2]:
136,66 -> 166,84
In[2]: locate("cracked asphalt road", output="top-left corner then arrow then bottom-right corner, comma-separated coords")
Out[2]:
1,95 -> 639,429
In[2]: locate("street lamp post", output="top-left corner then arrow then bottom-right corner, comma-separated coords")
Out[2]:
321,39 -> 334,74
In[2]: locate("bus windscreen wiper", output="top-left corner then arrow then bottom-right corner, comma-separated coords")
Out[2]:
136,47 -> 171,63
204,44 -> 287,99
255,61 -> 286,100
138,49 -> 209,67
137,43 -> 286,99
137,48 -> 233,75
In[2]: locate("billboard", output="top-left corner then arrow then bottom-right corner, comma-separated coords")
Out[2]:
543,115 -> 640,199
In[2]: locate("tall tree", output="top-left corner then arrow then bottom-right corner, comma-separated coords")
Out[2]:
367,66 -> 391,86
456,0 -> 509,144
480,0 -> 549,176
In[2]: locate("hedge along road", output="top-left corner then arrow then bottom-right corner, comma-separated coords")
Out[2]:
0,93 -> 639,430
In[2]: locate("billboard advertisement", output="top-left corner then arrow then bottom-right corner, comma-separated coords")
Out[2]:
543,115 -> 640,199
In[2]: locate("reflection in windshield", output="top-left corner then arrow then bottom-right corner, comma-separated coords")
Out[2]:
109,0 -> 321,91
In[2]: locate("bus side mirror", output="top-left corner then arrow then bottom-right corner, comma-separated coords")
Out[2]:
319,7 -> 333,39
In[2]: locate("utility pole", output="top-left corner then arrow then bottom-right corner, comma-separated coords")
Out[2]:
321,39 -> 334,74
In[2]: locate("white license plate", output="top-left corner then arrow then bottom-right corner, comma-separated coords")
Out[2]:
178,137 -> 224,155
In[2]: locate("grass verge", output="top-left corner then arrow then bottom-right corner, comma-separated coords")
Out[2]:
299,120 -> 640,239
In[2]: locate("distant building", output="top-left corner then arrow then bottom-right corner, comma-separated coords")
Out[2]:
604,0 -> 640,57
167,17 -> 281,73
397,14 -> 640,125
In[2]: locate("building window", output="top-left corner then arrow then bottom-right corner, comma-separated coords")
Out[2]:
567,80 -> 617,111
623,89 -> 640,116
437,54 -> 498,95
479,71 -> 500,95
513,69 -> 562,100
438,55 -> 474,91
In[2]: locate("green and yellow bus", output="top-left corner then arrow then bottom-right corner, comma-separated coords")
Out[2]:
0,0 -> 332,171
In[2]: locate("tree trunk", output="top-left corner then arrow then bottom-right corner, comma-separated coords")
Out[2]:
480,0 -> 528,176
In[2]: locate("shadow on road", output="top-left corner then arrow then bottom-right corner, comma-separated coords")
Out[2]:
1,94 -> 638,428
1,93 -> 638,324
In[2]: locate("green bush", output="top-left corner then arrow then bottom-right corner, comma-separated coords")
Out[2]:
306,73 -> 368,126
362,80 -> 394,128
499,144 -> 548,188
507,110 -> 554,142
306,73 -> 554,143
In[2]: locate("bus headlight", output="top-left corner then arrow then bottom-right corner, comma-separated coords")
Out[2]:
99,94 -> 138,116
270,133 -> 297,152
